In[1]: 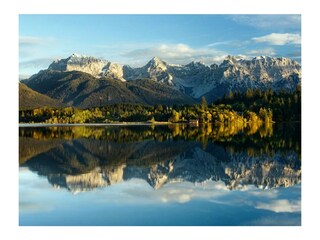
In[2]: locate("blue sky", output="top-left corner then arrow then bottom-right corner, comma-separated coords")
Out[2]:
19,14 -> 301,77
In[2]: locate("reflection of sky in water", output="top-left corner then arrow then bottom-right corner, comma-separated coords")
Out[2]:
19,167 -> 301,226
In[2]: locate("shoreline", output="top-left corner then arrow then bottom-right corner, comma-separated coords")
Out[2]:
18,121 -> 300,127
18,122 -> 176,127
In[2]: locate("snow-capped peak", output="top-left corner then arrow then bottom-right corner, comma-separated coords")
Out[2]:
100,62 -> 125,81
147,57 -> 167,69
49,54 -> 110,77
150,56 -> 162,62
45,54 -> 301,102
70,53 -> 84,58
253,55 -> 267,60
68,54 -> 107,64
220,55 -> 239,68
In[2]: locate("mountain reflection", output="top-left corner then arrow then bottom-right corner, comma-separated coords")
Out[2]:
19,124 -> 301,193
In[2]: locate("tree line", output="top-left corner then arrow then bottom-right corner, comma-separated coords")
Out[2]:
214,86 -> 301,122
19,87 -> 300,125
19,101 -> 270,129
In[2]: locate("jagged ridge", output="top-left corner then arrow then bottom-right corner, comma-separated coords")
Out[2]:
44,54 -> 301,102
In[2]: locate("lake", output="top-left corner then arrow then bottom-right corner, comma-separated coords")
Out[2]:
19,123 -> 301,226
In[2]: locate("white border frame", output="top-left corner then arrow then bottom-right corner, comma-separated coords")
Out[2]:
1,0 -> 319,240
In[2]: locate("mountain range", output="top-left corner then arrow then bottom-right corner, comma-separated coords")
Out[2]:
20,54 -> 301,109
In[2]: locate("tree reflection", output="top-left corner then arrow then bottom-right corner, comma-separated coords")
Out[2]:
19,123 -> 301,192
19,122 -> 300,157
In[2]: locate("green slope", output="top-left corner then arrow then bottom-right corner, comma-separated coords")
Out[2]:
19,82 -> 63,110
23,70 -> 196,108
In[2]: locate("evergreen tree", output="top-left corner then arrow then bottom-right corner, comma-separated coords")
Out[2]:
201,96 -> 207,111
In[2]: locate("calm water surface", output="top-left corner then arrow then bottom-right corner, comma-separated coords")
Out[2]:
19,124 -> 301,226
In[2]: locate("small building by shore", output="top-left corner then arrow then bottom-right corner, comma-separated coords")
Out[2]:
188,119 -> 199,126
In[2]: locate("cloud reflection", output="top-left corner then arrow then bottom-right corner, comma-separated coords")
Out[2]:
20,169 -> 301,226
88,178 -> 300,215
255,199 -> 301,213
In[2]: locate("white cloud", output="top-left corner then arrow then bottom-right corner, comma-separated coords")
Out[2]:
19,74 -> 30,81
19,35 -> 56,60
229,15 -> 301,30
19,36 -> 54,47
19,201 -> 54,214
19,36 -> 58,75
252,33 -> 301,46
121,43 -> 227,66
19,36 -> 43,46
115,180 -> 230,204
247,48 -> 276,56
247,188 -> 279,198
19,57 -> 55,69
255,199 -> 301,213
207,41 -> 232,47
285,51 -> 301,62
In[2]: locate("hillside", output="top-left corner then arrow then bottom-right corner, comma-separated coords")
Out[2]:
19,82 -> 63,110
23,70 -> 195,108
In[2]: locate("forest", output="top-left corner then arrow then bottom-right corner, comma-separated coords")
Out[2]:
214,86 -> 301,122
19,87 -> 300,127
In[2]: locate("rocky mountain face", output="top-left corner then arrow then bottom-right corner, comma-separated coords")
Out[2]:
124,57 -> 174,85
49,53 -> 126,81
42,54 -> 301,102
202,56 -> 301,102
49,53 -> 108,77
